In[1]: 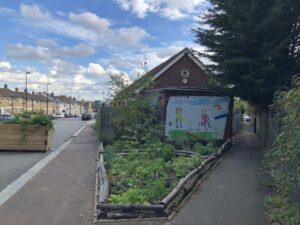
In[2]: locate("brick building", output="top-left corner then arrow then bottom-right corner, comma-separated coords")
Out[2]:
129,48 -> 233,141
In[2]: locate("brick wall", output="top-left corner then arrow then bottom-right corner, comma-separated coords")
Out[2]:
153,54 -> 209,89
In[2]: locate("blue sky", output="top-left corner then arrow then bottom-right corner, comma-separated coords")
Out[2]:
0,0 -> 209,100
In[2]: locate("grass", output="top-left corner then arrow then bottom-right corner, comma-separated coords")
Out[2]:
168,130 -> 217,141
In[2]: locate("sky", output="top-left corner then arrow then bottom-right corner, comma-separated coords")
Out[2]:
0,0 -> 209,101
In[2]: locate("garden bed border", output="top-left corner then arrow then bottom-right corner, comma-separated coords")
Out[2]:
96,140 -> 232,220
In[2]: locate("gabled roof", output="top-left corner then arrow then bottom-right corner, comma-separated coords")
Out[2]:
131,48 -> 207,94
0,88 -> 17,98
0,88 -> 54,102
58,95 -> 79,104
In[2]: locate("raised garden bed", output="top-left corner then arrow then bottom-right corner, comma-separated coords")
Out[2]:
0,114 -> 54,152
96,140 -> 232,220
0,124 -> 51,151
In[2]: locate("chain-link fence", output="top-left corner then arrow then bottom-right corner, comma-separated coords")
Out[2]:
232,110 -> 241,135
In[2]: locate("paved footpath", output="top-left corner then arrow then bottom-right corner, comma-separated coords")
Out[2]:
0,126 -> 97,225
170,126 -> 268,225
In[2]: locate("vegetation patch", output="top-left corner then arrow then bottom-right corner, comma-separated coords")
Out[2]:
168,130 -> 217,141
104,141 -> 214,205
100,73 -> 218,206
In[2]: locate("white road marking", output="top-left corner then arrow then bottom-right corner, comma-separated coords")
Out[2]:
0,125 -> 87,206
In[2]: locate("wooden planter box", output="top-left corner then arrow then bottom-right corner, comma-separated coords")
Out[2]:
0,124 -> 51,152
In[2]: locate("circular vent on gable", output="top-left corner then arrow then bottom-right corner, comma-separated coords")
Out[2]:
181,70 -> 190,78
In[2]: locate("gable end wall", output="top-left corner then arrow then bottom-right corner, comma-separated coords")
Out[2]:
152,54 -> 209,89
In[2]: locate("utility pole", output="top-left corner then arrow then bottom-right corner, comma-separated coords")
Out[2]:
25,72 -> 30,112
78,95 -> 81,116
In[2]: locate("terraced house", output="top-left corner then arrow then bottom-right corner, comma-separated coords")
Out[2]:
0,84 -> 56,114
57,95 -> 84,116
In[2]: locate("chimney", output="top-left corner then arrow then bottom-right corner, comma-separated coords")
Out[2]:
51,92 -> 54,96
4,84 -> 7,89
15,87 -> 18,92
32,91 -> 35,94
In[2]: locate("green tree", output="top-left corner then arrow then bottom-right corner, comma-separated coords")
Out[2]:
107,73 -> 163,147
194,0 -> 300,110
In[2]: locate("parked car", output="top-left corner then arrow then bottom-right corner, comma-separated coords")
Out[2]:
21,113 -> 31,118
243,113 -> 251,122
91,112 -> 98,118
0,114 -> 15,121
81,113 -> 92,121
48,115 -> 55,120
55,113 -> 64,119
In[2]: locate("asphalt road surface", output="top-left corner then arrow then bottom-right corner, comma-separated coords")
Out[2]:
0,118 -> 92,192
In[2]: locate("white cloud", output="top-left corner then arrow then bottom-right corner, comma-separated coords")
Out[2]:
116,27 -> 149,46
6,43 -> 95,61
114,0 -> 207,20
0,7 -> 16,15
129,68 -> 144,80
107,65 -> 121,75
160,7 -> 186,20
0,61 -> 12,70
18,4 -> 148,47
20,4 -> 51,21
6,44 -> 50,61
103,42 -> 210,79
0,60 -> 111,100
74,74 -> 95,85
69,12 -> 110,32
86,63 -> 105,76
1,46 -> 209,101
58,43 -> 95,57
36,39 -> 57,47
0,69 -> 54,90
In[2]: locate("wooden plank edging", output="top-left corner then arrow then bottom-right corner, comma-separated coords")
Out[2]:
98,143 -> 109,204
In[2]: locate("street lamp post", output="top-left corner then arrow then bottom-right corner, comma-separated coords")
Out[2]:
78,95 -> 81,116
46,83 -> 50,115
25,72 -> 30,111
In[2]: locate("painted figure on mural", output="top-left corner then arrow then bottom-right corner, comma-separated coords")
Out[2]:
175,107 -> 183,128
200,109 -> 211,130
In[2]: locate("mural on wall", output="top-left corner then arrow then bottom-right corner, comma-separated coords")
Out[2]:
165,96 -> 230,140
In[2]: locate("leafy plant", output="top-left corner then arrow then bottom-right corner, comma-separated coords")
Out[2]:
173,156 -> 202,178
3,114 -> 54,143
264,84 -> 300,225
109,188 -> 148,205
104,145 -> 117,169
147,179 -> 168,202
194,142 -> 217,155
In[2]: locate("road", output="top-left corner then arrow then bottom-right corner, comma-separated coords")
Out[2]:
0,118 -> 93,192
